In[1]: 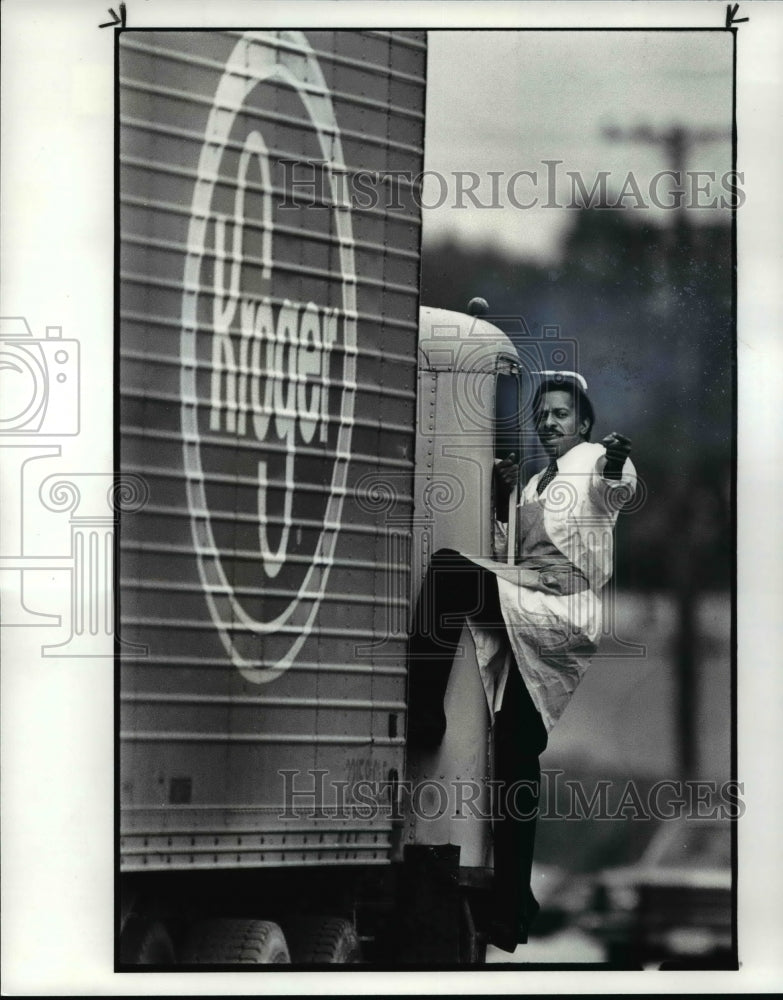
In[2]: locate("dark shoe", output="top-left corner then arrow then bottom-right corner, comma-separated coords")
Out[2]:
487,887 -> 541,954
487,919 -> 519,954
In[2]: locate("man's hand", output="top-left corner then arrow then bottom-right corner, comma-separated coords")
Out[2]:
602,432 -> 632,481
494,453 -> 519,521
495,453 -> 520,489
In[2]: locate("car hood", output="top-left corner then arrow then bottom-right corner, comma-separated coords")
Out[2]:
600,865 -> 731,891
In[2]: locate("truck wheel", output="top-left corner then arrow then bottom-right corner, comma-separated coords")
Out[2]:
181,918 -> 290,964
286,915 -> 361,964
120,916 -> 176,965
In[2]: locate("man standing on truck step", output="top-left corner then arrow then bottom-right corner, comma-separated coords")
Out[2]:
406,371 -> 636,953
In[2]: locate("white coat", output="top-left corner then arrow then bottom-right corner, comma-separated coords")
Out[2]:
466,441 -> 637,732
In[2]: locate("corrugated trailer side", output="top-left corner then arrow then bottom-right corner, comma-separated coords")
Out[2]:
118,29 -> 425,891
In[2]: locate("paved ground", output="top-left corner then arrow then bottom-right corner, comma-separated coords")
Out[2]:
486,927 -> 606,964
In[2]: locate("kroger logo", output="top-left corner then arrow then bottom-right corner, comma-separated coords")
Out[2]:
180,31 -> 357,682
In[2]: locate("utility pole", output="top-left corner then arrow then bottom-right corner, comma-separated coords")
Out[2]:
602,124 -> 730,781
602,124 -> 729,238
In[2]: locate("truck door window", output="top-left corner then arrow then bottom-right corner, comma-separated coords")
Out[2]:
495,372 -> 521,464
494,371 -> 521,552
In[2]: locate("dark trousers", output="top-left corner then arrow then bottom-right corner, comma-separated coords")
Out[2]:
407,549 -> 548,949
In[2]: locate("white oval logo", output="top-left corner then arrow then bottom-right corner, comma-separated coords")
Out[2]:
181,31 -> 357,683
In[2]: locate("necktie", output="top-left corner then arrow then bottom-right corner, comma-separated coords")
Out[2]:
537,460 -> 558,495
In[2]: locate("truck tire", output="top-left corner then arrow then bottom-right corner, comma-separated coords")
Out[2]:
286,915 -> 361,964
120,917 -> 176,965
181,918 -> 290,964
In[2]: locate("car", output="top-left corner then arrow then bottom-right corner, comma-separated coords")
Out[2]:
578,816 -> 734,968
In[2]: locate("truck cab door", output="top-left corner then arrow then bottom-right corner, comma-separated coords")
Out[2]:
404,351 -> 522,875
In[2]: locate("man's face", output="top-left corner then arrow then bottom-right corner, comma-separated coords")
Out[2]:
535,389 -> 590,459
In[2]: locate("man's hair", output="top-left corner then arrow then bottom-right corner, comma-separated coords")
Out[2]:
532,378 -> 595,440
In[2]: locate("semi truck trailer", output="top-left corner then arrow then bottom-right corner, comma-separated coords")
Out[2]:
119,27 -> 540,966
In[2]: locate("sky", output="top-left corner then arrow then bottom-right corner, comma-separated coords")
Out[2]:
423,31 -> 734,261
